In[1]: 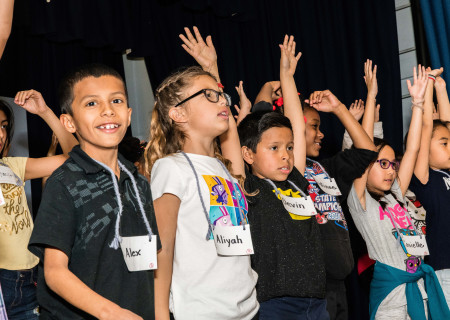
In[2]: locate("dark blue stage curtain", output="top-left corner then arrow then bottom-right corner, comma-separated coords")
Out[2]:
142,0 -> 404,158
419,0 -> 450,84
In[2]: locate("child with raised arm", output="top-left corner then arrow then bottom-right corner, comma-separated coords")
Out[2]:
348,65 -> 450,319
238,35 -> 328,319
0,91 -> 78,319
409,68 -> 450,307
149,27 -> 258,320
303,62 -> 378,319
28,64 -> 160,320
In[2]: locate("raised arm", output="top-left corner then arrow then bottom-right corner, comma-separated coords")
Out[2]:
14,90 -> 78,180
361,60 -> 377,141
254,81 -> 281,105
342,99 -> 365,150
0,0 -> 14,60
434,71 -> 450,125
179,26 -> 221,83
279,35 -> 305,174
414,67 -> 443,184
398,65 -> 428,196
306,90 -> 376,151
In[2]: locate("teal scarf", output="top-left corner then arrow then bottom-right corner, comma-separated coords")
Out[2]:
370,261 -> 450,319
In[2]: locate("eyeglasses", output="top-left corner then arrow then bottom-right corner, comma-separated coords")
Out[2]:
376,159 -> 400,171
174,89 -> 232,108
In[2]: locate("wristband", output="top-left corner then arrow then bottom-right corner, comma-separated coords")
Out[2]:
428,75 -> 436,82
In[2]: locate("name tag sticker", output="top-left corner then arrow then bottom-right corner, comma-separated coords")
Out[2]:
313,175 -> 342,196
120,235 -> 158,271
402,235 -> 429,256
281,194 -> 316,216
213,224 -> 254,256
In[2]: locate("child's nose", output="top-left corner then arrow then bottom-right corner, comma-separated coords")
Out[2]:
102,103 -> 115,116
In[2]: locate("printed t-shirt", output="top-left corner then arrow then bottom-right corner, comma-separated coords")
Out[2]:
410,169 -> 450,271
151,153 -> 259,320
0,157 -> 39,270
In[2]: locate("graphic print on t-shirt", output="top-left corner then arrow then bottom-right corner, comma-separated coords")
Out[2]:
305,163 -> 347,229
203,175 -> 248,239
0,184 -> 31,235
379,202 -> 422,271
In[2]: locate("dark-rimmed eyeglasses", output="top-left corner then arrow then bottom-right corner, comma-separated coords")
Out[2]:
174,89 -> 232,108
376,159 -> 399,171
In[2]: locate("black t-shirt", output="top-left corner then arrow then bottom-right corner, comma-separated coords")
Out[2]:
29,146 -> 161,319
245,166 -> 326,302
305,148 -> 378,280
410,168 -> 450,271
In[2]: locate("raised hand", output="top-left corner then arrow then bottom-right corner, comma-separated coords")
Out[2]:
427,67 -> 443,78
364,59 -> 378,98
234,81 -> 252,125
279,35 -> 302,77
349,99 -> 365,121
407,65 -> 428,103
14,89 -> 49,115
305,90 -> 343,113
179,26 -> 217,72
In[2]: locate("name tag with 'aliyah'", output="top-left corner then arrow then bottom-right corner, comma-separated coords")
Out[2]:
313,175 -> 342,196
281,194 -> 317,216
120,235 -> 158,271
402,234 -> 429,256
213,224 -> 254,256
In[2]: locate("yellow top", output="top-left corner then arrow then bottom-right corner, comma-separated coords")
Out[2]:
0,157 -> 39,270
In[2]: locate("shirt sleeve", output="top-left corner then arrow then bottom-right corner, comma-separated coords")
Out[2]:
321,148 -> 378,199
28,176 -> 77,260
3,157 -> 28,181
150,157 -> 187,201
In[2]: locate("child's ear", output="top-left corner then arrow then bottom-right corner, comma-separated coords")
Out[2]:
126,108 -> 132,127
60,114 -> 77,133
168,107 -> 188,123
241,146 -> 255,165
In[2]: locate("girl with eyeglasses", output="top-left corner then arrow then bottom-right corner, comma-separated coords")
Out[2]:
348,65 -> 450,319
146,27 -> 258,320
409,67 -> 450,308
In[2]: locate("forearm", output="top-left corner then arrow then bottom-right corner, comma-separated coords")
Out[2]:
0,0 -> 14,59
362,93 -> 376,140
435,85 -> 450,122
335,104 -> 376,151
281,73 -> 306,172
39,107 -> 78,154
45,265 -> 120,319
254,83 -> 274,104
220,113 -> 245,177
154,249 -> 174,320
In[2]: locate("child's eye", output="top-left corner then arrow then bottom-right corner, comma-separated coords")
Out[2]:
86,101 -> 97,107
112,98 -> 123,104
287,146 -> 294,151
270,146 -> 278,151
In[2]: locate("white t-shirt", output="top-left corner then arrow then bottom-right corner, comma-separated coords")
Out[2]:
347,180 -> 427,313
151,153 -> 259,320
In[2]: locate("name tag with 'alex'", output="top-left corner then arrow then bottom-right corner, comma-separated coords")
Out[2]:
120,235 -> 158,271
281,194 -> 317,216
313,175 -> 342,196
402,234 -> 429,256
213,224 -> 254,256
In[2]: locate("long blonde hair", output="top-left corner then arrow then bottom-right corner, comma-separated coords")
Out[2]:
145,66 -> 236,181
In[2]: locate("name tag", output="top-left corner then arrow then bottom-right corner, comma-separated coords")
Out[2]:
213,224 -> 254,256
313,175 -> 342,196
120,235 -> 158,271
402,234 -> 429,256
0,165 -> 22,186
281,194 -> 316,216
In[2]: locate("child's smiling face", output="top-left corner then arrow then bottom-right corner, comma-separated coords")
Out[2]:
304,107 -> 324,157
429,125 -> 450,170
61,75 -> 131,157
